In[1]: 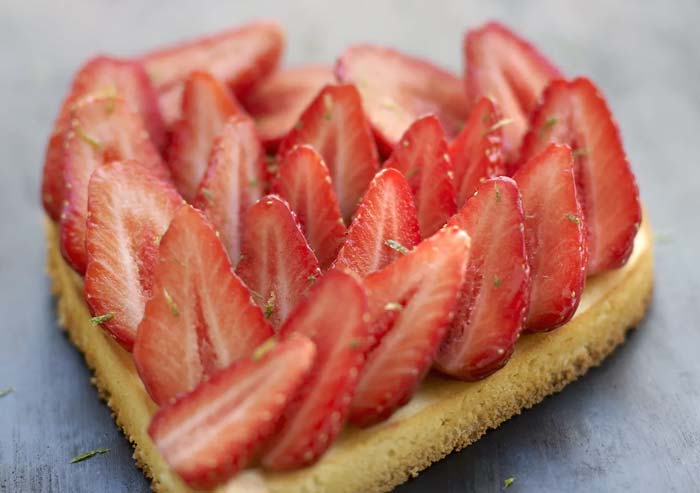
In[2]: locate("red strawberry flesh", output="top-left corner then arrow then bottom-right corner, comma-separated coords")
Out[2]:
133,205 -> 274,405
148,334 -> 315,489
85,160 -> 181,350
513,144 -> 587,331
192,114 -> 267,263
273,145 -> 346,269
59,95 -> 170,274
241,65 -> 335,149
141,21 -> 284,125
277,84 -> 380,220
166,71 -> 242,202
236,195 -> 321,328
349,226 -> 471,427
464,22 -> 561,161
448,97 -> 506,207
519,77 -> 641,274
333,168 -> 420,277
434,177 -> 530,380
384,115 -> 457,237
262,270 -> 370,470
336,44 -> 469,153
42,56 -> 165,220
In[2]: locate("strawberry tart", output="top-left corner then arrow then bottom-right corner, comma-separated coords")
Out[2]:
42,19 -> 653,493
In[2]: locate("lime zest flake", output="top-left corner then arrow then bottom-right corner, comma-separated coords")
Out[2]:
70,448 -> 110,464
89,313 -> 114,326
253,338 -> 277,361
163,288 -> 180,317
484,117 -> 514,135
572,147 -> 588,158
493,276 -> 502,288
75,125 -> 102,151
385,239 -> 409,255
565,213 -> 580,224
263,291 -> 276,319
503,476 -> 516,489
200,188 -> 215,203
539,116 -> 557,136
0,387 -> 14,398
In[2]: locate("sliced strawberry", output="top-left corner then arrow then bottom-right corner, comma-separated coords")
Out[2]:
85,160 -> 181,350
335,44 -> 469,154
277,84 -> 380,220
149,334 -> 315,489
241,65 -> 335,149
513,144 -> 586,331
133,205 -> 274,405
519,77 -> 641,274
41,56 -> 165,221
384,115 -> 457,237
333,168 -> 420,277
448,97 -> 507,207
262,270 -> 370,470
273,146 -> 346,269
142,21 -> 283,125
59,95 -> 170,274
236,195 -> 321,328
349,226 -> 470,427
434,177 -> 530,380
166,71 -> 243,202
192,114 -> 267,263
464,21 -> 562,161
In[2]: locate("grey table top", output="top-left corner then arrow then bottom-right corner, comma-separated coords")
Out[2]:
1,1 -> 699,492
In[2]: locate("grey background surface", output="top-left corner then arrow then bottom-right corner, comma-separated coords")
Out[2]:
1,1 -> 699,492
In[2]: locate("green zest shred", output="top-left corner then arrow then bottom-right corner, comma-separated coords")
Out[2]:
253,338 -> 277,361
540,116 -> 557,136
70,448 -> 109,464
75,126 -> 102,151
163,289 -> 180,316
385,239 -> 409,255
89,313 -> 114,326
565,213 -> 580,224
484,118 -> 514,135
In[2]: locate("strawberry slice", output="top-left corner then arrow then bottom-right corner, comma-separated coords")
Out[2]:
192,114 -> 267,263
141,21 -> 284,125
133,205 -> 274,405
349,226 -> 471,427
41,56 -> 165,221
464,22 -> 562,161
333,168 -> 420,277
59,95 -> 170,274
384,115 -> 457,237
236,195 -> 321,328
448,97 -> 507,207
434,177 -> 530,380
85,160 -> 181,350
513,144 -> 587,331
335,44 -> 469,154
519,77 -> 642,274
166,71 -> 243,202
241,65 -> 335,149
149,334 -> 315,489
277,84 -> 379,220
273,145 -> 346,269
262,270 -> 370,470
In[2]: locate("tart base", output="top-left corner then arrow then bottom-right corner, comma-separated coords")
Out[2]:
45,218 -> 654,493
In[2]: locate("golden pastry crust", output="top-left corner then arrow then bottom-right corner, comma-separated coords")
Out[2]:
45,218 -> 654,493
